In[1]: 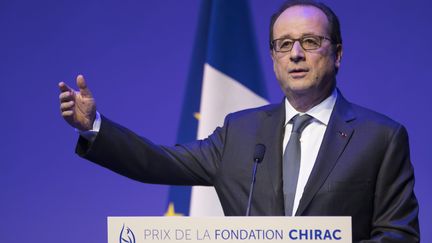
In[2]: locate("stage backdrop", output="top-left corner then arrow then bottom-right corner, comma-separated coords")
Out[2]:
1,0 -> 430,242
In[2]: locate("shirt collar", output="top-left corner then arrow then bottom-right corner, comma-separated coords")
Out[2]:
284,88 -> 337,126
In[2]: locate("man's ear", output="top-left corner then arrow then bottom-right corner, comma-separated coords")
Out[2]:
270,50 -> 277,73
270,50 -> 275,62
335,44 -> 343,69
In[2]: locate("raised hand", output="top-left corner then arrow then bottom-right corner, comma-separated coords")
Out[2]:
58,74 -> 97,131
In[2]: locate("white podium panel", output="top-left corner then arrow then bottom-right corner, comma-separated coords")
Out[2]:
108,216 -> 351,243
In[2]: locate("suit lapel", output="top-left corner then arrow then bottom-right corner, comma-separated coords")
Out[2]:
296,93 -> 356,215
256,101 -> 285,214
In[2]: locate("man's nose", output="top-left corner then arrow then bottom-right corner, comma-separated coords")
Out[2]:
290,41 -> 305,63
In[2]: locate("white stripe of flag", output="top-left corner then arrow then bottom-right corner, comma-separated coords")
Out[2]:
189,63 -> 269,216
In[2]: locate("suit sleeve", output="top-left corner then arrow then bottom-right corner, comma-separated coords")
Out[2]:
361,125 -> 420,242
75,115 -> 227,186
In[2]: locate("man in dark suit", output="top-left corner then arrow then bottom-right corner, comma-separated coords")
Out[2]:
58,1 -> 419,242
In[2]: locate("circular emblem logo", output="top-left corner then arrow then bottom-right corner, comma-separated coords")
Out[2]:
119,224 -> 136,243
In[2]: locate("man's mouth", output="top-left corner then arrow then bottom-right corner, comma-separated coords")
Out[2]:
288,68 -> 309,78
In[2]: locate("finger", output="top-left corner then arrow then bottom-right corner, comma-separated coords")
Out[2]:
58,81 -> 74,93
60,100 -> 74,112
59,91 -> 74,102
76,74 -> 93,98
61,110 -> 74,117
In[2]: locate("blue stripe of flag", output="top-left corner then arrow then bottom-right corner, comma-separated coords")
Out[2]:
165,0 -> 212,216
206,0 -> 267,98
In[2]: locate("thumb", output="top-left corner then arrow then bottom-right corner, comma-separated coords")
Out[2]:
76,74 -> 93,98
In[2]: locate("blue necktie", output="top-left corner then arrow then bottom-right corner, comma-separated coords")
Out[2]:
283,114 -> 313,216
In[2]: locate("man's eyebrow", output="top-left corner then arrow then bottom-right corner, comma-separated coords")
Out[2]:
274,32 -> 321,39
274,34 -> 292,39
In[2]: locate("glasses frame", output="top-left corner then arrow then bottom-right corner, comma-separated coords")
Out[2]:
271,35 -> 333,52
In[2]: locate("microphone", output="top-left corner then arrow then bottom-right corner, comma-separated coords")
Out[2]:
245,144 -> 266,216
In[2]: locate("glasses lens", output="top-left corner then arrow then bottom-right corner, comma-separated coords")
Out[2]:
301,36 -> 321,50
276,39 -> 294,52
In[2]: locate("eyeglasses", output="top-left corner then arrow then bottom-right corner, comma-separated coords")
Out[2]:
271,35 -> 332,52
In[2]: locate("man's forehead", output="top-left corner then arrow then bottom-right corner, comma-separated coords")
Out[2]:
273,5 -> 330,38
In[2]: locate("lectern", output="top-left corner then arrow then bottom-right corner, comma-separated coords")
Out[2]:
108,216 -> 351,243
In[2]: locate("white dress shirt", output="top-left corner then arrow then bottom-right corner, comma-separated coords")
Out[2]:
283,89 -> 337,216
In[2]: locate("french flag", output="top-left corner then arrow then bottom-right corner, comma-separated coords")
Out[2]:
165,0 -> 268,217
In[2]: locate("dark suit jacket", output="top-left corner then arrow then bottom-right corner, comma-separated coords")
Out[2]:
76,93 -> 419,242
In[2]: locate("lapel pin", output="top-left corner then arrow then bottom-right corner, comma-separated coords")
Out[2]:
338,131 -> 347,138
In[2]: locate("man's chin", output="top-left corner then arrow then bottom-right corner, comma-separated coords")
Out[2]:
285,84 -> 314,96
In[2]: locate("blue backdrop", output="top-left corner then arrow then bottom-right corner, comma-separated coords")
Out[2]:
1,0 -> 430,242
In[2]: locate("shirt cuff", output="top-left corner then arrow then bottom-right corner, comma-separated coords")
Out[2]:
76,111 -> 101,142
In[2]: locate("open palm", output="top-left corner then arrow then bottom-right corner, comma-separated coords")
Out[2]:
58,75 -> 96,131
